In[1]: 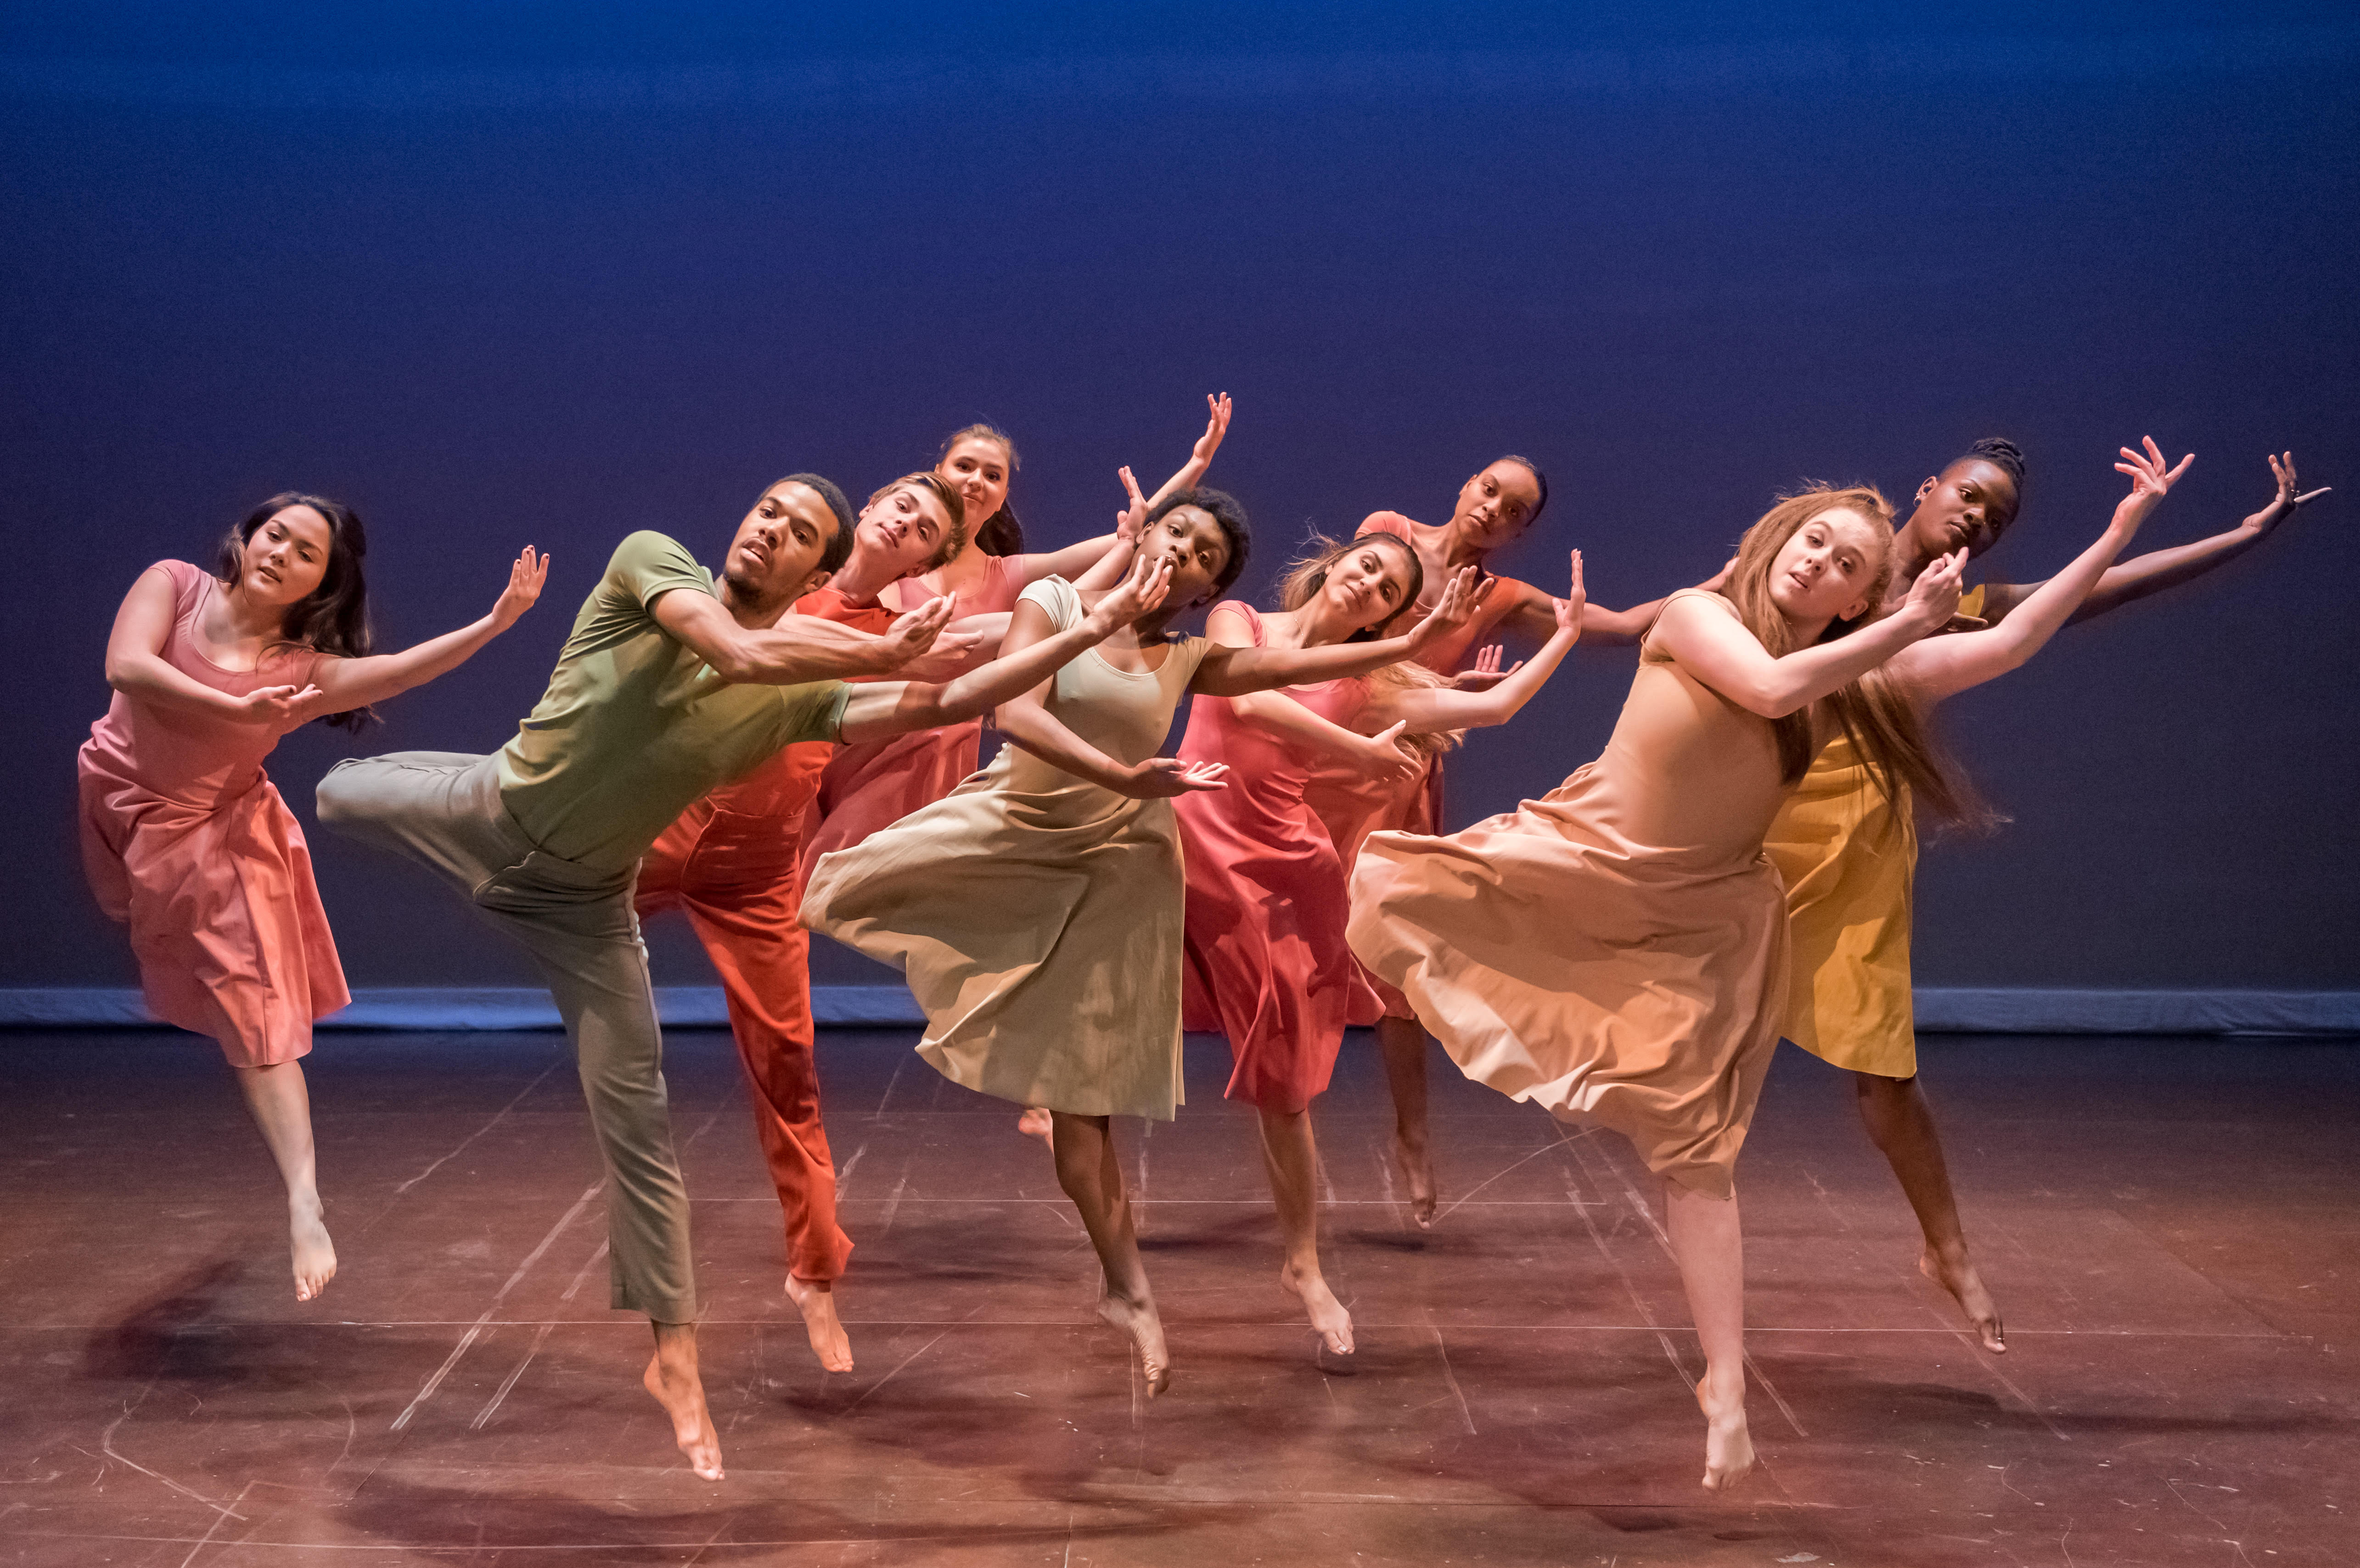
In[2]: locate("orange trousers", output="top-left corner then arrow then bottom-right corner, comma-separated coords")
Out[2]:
634,746 -> 851,1283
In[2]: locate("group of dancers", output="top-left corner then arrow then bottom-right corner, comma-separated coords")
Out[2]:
79,392 -> 2326,1489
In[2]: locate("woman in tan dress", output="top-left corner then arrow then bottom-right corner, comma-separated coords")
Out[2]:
804,474 -> 1474,1394
1351,484 -> 1973,1489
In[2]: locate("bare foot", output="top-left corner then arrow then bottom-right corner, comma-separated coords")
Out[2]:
1096,1292 -> 1170,1397
1017,1107 -> 1053,1144
1393,1134 -> 1437,1229
642,1328 -> 725,1480
1697,1379 -> 1754,1492
290,1199 -> 337,1304
1920,1246 -> 2005,1352
784,1275 -> 854,1372
1279,1262 -> 1355,1355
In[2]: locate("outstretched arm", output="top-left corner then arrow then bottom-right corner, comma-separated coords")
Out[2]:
652,585 -> 956,685
1192,567 -> 1481,697
1891,438 -> 2193,703
1654,557 -> 1966,717
1365,552 -> 1585,731
307,548 -> 550,711
1980,450 -> 2321,624
1206,603 -> 1420,785
1054,395 -> 1235,591
838,555 -> 1175,743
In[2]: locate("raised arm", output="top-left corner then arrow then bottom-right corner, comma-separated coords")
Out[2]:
1191,568 -> 1481,697
1653,558 -> 1965,718
652,586 -> 954,685
838,555 -> 1178,744
1890,438 -> 2192,703
103,567 -> 316,725
1981,450 -> 2320,625
1366,552 -> 1585,731
1044,395 -> 1233,590
306,548 -> 549,712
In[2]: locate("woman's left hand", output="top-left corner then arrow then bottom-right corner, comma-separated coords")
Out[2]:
490,547 -> 549,631
2240,450 -> 2331,537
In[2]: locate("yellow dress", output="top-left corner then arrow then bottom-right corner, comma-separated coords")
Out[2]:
1763,583 -> 1985,1079
1349,591 -> 1791,1200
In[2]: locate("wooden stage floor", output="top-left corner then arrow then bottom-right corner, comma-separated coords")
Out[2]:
1,1026 -> 2354,1565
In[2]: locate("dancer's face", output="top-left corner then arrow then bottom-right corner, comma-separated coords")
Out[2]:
936,437 -> 1012,532
724,481 -> 840,608
1904,458 -> 2019,562
1321,540 -> 1417,632
855,482 -> 956,579
1767,507 -> 1885,624
235,505 -> 333,609
1450,461 -> 1543,551
1141,504 -> 1232,607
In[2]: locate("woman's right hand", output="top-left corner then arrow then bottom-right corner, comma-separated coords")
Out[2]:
1354,722 -> 1420,783
230,682 -> 326,725
1122,758 -> 1229,798
1900,549 -> 1967,633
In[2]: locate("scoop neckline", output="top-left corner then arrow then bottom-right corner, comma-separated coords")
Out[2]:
182,574 -> 278,675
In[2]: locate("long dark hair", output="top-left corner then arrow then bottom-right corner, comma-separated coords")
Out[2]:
214,491 -> 375,731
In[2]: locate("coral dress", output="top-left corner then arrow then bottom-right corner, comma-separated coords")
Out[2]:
802,578 -> 1210,1120
1348,590 -> 1792,1200
1304,765 -> 1427,1023
77,560 -> 349,1064
803,553 -> 1024,861
1764,583 -> 1988,1079
1175,604 -> 1373,1112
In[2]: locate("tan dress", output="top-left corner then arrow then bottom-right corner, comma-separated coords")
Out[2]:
801,578 -> 1210,1120
1347,590 -> 1793,1199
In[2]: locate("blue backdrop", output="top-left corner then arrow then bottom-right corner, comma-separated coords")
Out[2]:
5,3 -> 2355,997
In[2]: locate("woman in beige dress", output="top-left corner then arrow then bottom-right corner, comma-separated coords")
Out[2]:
803,472 -> 1474,1394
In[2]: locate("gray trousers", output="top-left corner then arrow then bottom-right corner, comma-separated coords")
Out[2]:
316,753 -> 697,1323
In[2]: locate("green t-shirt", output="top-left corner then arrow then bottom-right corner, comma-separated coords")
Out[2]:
494,530 -> 850,871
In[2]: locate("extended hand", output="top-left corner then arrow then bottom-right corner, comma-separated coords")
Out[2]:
1357,721 -> 1419,784
490,546 -> 549,630
1448,644 -> 1522,690
1903,549 -> 1967,630
882,595 -> 956,667
1114,465 -> 1150,544
1088,550 -> 1174,633
1125,758 -> 1229,798
233,682 -> 327,725
1554,548 -> 1586,635
2242,450 -> 2331,535
2114,435 -> 2196,516
1191,392 -> 1233,468
1405,566 -> 1479,652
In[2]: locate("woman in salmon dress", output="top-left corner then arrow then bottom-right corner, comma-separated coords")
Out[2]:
1177,533 -> 1589,1354
804,478 -> 1475,1393
1351,481 -> 1990,1490
802,395 -> 1233,865
81,493 -> 546,1301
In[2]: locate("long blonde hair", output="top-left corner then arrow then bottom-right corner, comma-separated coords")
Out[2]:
1278,531 -> 1461,759
1719,484 -> 1989,829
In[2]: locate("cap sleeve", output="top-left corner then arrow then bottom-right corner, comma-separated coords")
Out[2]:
1016,574 -> 1081,632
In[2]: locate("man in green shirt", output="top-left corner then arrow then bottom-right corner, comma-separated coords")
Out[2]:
319,470 -> 1174,1480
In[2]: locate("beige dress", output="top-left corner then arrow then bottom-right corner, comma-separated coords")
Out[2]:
1347,590 -> 1793,1199
801,578 -> 1211,1120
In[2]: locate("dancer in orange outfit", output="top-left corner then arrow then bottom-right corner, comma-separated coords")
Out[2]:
804,395 -> 1232,866
634,471 -> 967,1372
80,493 -> 545,1301
1178,533 -> 1589,1352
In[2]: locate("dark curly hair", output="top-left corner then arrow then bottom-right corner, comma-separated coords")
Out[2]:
215,492 -> 374,732
1146,486 -> 1251,601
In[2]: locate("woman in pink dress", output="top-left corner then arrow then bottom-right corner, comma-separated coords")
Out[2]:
1177,533 -> 1590,1354
81,493 -> 547,1301
803,395 -> 1234,865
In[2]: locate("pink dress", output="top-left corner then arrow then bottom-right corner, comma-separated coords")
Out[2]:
803,553 -> 1024,862
1175,604 -> 1373,1113
77,561 -> 350,1065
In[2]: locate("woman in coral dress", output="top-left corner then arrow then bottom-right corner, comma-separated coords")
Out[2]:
81,493 -> 545,1300
804,478 -> 1474,1394
802,396 -> 1233,865
1177,533 -> 1589,1354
